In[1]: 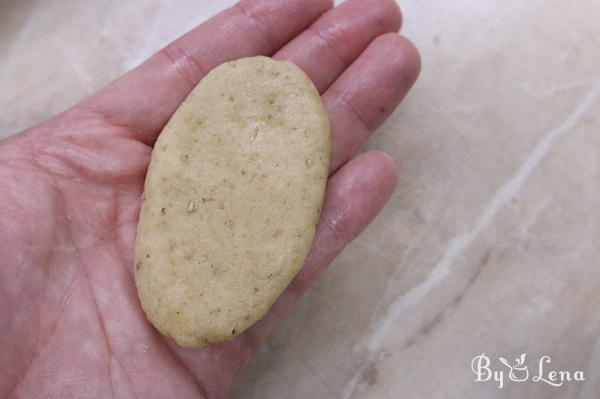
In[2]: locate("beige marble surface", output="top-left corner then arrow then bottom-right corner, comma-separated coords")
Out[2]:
3,0 -> 600,398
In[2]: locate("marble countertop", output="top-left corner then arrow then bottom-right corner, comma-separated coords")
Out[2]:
2,0 -> 600,398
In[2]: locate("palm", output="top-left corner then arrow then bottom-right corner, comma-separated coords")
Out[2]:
1,115 -> 252,398
0,0 -> 419,398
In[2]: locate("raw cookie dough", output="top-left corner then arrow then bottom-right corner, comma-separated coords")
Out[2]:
134,56 -> 331,348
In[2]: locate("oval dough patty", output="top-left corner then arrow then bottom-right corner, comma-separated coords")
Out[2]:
134,56 -> 331,348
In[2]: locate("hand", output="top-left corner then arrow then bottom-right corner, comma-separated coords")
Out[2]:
0,0 -> 419,397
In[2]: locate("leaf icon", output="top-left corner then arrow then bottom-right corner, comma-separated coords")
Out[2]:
519,353 -> 527,365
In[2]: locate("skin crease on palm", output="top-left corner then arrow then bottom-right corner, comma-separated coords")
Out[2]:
0,0 -> 420,398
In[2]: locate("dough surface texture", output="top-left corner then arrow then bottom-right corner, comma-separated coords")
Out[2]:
134,56 -> 330,348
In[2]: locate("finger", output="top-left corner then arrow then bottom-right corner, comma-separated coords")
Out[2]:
324,33 -> 420,172
273,0 -> 402,93
248,150 -> 398,345
81,0 -> 333,142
